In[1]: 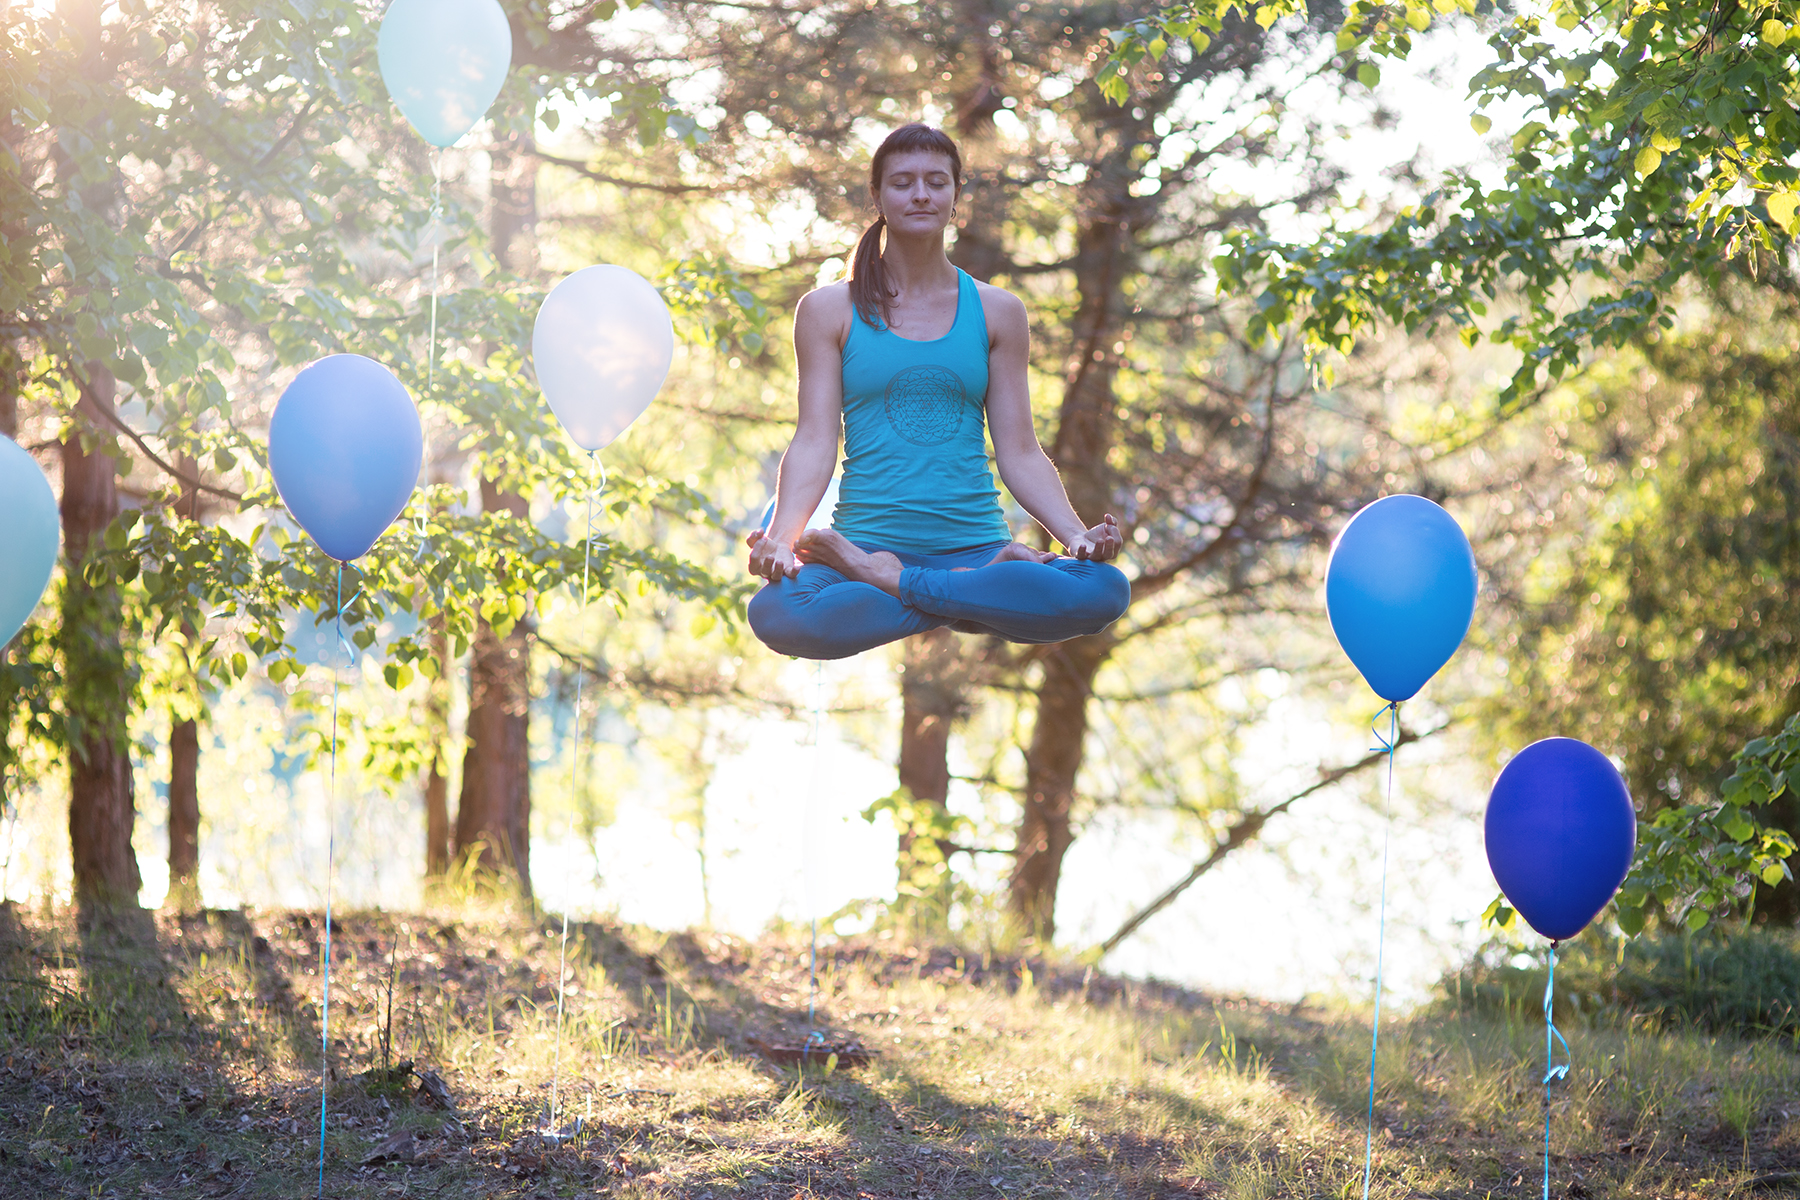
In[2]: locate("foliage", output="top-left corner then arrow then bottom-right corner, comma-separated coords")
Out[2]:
1442,927 -> 1800,1039
1107,0 -> 1800,404
0,0 -> 761,840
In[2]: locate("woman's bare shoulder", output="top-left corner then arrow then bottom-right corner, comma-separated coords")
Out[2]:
795,281 -> 854,347
797,281 -> 855,321
973,279 -> 1028,337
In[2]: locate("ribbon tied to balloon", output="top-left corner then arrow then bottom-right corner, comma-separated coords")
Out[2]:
0,435 -> 60,651
532,262 -> 673,1134
1324,494 -> 1476,1200
377,0 -> 513,149
1484,737 -> 1636,1200
266,352 -> 420,1198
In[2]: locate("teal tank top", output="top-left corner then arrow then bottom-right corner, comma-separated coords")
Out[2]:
831,268 -> 1012,553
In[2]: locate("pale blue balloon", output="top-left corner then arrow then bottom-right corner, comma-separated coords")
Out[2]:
0,434 -> 59,650
268,355 -> 422,562
377,0 -> 513,149
1325,494 -> 1477,702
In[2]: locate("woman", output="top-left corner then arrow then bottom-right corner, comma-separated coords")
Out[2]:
747,123 -> 1129,660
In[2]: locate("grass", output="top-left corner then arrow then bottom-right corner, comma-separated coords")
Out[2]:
0,900 -> 1795,1199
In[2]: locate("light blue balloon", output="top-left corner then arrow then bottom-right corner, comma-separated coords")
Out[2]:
377,0 -> 513,149
0,434 -> 59,649
1325,494 -> 1477,702
268,355 -> 422,562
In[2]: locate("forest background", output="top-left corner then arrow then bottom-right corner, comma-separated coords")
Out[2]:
2,0 -> 1796,1004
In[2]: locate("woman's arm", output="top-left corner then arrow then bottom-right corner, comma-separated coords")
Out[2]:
982,287 -> 1122,561
748,286 -> 847,581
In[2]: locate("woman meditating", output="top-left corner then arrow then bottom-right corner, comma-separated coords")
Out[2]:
747,123 -> 1130,660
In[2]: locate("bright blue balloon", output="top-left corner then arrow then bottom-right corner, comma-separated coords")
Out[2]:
1325,494 -> 1476,701
377,0 -> 512,149
268,355 -> 422,562
1485,738 -> 1637,941
0,434 -> 59,649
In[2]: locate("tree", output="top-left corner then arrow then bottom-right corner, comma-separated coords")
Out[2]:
1,0 -> 740,905
610,0 -> 1414,939
1493,287 -> 1800,924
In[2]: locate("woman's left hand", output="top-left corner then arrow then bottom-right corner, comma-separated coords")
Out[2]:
1064,514 -> 1123,562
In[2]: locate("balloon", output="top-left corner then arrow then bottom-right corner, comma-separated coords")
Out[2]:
532,265 -> 675,452
1325,494 -> 1477,701
1485,738 -> 1637,941
0,435 -> 59,649
268,355 -> 423,562
377,0 -> 513,149
759,472 -> 842,533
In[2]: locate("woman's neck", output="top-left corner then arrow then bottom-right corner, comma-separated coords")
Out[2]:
880,229 -> 956,296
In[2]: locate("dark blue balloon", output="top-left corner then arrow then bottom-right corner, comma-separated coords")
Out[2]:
1326,494 -> 1477,701
1485,738 -> 1637,941
269,355 -> 422,562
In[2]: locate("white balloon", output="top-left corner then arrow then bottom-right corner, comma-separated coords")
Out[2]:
759,471 -> 842,533
532,265 -> 674,451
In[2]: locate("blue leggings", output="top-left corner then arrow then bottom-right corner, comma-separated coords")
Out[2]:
748,540 -> 1131,660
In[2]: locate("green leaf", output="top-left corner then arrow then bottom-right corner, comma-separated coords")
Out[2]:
1634,146 -> 1663,177
1685,908 -> 1711,932
1768,192 -> 1799,233
1763,863 -> 1788,885
1355,62 -> 1381,88
1762,19 -> 1788,46
1615,904 -> 1646,936
1471,113 -> 1492,135
268,660 -> 289,684
1722,815 -> 1755,843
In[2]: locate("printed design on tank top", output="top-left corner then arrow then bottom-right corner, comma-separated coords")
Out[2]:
881,364 -> 967,446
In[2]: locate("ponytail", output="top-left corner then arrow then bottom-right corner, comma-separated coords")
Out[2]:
849,215 -> 893,328
847,123 -> 964,332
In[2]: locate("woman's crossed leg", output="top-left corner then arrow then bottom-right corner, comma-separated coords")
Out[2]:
747,530 -> 1130,660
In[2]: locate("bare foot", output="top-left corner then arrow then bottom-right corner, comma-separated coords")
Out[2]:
795,528 -> 904,596
953,541 -> 1057,571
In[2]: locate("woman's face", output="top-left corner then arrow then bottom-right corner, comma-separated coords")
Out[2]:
876,149 -> 957,238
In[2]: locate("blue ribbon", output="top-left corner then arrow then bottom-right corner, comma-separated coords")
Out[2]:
316,561 -> 356,1196
1542,941 -> 1570,1200
548,452 -> 605,1136
1361,699 -> 1399,1200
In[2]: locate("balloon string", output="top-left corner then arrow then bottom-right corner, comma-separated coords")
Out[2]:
317,561 -> 349,1198
1361,699 -> 1399,1200
417,149 -> 444,552
1542,940 -> 1570,1200
549,451 -> 603,1138
426,148 -> 443,401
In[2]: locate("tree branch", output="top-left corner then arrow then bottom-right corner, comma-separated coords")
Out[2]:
1093,718 -> 1450,960
533,151 -> 721,196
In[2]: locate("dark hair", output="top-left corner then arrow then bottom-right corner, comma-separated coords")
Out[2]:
849,123 -> 963,328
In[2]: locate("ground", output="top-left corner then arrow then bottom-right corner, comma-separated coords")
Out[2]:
0,901 -> 1795,1199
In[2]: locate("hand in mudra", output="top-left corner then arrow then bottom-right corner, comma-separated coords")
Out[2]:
745,528 -> 800,581
1064,514 -> 1123,562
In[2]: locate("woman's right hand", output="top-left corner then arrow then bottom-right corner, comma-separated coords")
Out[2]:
746,529 -> 801,581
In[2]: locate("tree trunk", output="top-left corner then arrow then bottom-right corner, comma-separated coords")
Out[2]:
454,482 -> 532,893
1009,636 -> 1107,940
166,717 -> 199,907
424,617 -> 450,877
450,129 -> 540,895
896,627 -> 965,894
1006,146 -> 1136,939
165,463 -> 202,909
62,365 -> 140,912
